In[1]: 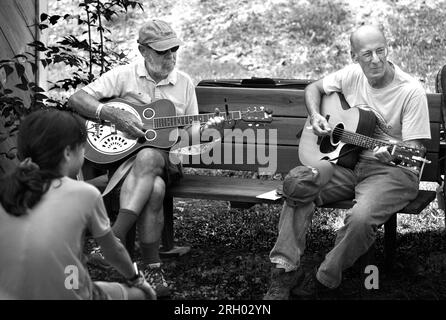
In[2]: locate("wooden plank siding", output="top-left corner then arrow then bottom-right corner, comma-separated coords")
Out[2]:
0,0 -> 46,174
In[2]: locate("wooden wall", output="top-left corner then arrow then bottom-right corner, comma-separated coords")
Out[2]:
0,0 -> 47,175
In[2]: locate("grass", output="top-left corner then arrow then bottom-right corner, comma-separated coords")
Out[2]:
86,169 -> 446,300
87,195 -> 446,300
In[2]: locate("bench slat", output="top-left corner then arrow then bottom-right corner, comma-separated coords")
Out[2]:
167,175 -> 282,204
225,117 -> 305,146
183,144 -> 300,174
197,87 -> 307,117
168,175 -> 437,215
197,88 -> 442,121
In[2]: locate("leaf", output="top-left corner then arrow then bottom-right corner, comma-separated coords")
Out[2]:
28,40 -> 47,52
15,63 -> 25,78
2,65 -> 13,77
33,93 -> 48,101
40,13 -> 48,21
39,23 -> 49,30
30,62 -> 37,74
20,76 -> 28,86
31,86 -> 46,93
53,55 -> 65,64
49,15 -> 61,25
15,83 -> 28,91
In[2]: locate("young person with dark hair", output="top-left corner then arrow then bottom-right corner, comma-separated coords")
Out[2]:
0,109 -> 156,300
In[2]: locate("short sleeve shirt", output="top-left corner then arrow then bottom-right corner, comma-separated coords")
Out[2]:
322,62 -> 431,159
0,177 -> 110,299
81,58 -> 198,116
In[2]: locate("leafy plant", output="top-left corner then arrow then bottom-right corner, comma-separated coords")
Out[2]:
0,0 -> 144,171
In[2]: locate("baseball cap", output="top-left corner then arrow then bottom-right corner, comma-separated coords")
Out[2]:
137,19 -> 184,51
282,166 -> 320,206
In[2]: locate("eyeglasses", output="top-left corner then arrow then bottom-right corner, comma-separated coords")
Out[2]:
358,47 -> 388,62
146,45 -> 179,55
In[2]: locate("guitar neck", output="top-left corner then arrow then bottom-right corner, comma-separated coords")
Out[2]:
153,111 -> 241,129
336,128 -> 390,149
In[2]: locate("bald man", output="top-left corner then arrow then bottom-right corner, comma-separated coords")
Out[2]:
264,25 -> 431,300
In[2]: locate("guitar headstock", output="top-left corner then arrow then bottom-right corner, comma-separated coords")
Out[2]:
240,106 -> 273,123
391,144 -> 430,169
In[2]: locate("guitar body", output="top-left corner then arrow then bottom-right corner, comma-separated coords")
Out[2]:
299,92 -> 376,169
84,98 -> 273,165
85,98 -> 179,165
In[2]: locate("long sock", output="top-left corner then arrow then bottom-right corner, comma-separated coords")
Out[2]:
112,208 -> 139,245
140,241 -> 161,265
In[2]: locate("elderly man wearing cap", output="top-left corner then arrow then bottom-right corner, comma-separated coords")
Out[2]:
264,25 -> 430,300
69,19 -> 224,298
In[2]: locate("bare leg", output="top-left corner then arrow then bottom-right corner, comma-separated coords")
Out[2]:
138,176 -> 165,264
112,148 -> 165,243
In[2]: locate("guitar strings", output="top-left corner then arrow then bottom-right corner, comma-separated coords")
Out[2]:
329,126 -> 421,155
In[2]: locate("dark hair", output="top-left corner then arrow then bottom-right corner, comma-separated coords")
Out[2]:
0,109 -> 87,216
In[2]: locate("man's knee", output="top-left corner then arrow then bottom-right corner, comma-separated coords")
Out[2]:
281,166 -> 321,207
150,177 -> 166,208
134,149 -> 165,176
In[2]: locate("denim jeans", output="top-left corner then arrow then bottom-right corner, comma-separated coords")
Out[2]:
269,158 -> 419,288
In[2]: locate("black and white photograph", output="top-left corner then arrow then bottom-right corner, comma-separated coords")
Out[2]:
0,0 -> 445,314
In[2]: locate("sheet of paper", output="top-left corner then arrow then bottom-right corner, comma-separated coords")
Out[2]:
256,189 -> 282,201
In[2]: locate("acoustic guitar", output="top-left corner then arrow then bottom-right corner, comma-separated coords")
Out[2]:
85,98 -> 273,164
298,92 -> 430,171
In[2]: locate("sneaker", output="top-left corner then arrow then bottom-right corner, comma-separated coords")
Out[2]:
143,263 -> 170,298
291,267 -> 334,298
263,267 -> 304,300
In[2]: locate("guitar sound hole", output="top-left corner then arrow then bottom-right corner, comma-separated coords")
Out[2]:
143,108 -> 155,119
145,130 -> 156,141
319,136 -> 337,154
331,123 -> 344,144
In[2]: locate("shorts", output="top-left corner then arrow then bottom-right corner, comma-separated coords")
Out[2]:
157,149 -> 183,187
103,148 -> 183,198
92,281 -> 128,300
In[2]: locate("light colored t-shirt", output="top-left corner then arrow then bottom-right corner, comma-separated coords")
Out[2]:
0,177 -> 110,300
323,62 -> 431,159
81,58 -> 198,116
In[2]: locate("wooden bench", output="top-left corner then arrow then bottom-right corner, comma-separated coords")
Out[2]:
159,78 -> 446,271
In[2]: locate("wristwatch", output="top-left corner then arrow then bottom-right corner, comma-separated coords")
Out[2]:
126,262 -> 144,287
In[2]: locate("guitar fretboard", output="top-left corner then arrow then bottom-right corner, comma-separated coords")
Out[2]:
336,129 -> 390,149
153,112 -> 241,129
